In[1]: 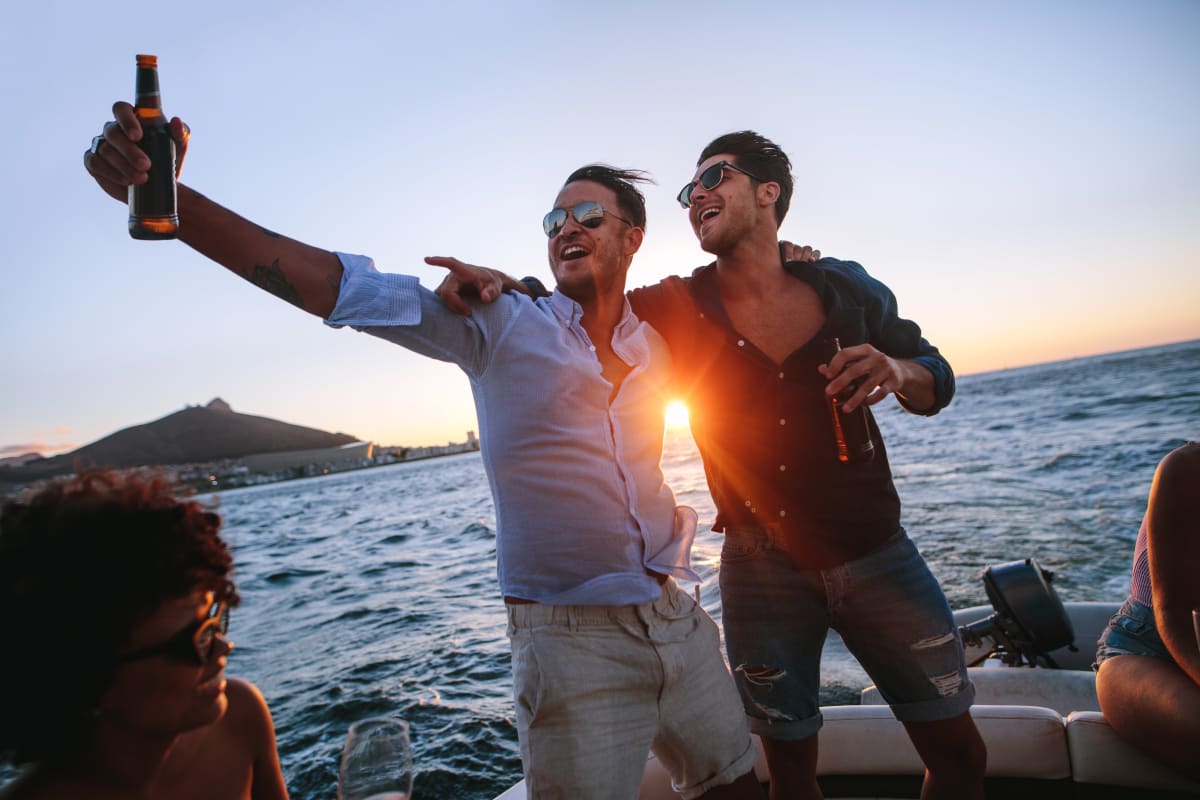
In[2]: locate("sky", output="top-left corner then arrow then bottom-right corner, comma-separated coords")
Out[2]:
2,0 -> 1197,456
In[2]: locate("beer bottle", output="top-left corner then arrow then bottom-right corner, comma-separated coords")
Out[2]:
128,54 -> 178,240
824,337 -> 875,464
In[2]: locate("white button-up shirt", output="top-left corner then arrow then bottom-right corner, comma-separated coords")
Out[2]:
325,253 -> 699,604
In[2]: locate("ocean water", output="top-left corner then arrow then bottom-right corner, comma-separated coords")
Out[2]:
4,340 -> 1197,798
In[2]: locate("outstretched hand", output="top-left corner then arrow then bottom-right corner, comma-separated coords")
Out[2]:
83,101 -> 190,203
427,256 -> 507,316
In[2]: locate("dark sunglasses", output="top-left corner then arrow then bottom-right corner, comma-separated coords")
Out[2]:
117,599 -> 230,666
543,201 -> 633,239
676,160 -> 769,209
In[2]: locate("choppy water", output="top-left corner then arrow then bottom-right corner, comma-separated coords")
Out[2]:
6,340 -> 1198,798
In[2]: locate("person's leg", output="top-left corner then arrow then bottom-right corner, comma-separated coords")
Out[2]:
1097,654 -> 1200,780
900,712 -> 986,800
832,532 -> 985,800
642,581 -> 763,799
758,737 -> 822,800
508,604 -> 659,800
718,527 -> 829,798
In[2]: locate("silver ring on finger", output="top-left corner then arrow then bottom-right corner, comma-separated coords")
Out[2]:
90,135 -> 105,156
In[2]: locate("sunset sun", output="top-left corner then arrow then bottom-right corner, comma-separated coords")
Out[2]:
664,401 -> 690,430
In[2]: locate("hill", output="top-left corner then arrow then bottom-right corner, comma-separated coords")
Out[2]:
1,398 -> 358,485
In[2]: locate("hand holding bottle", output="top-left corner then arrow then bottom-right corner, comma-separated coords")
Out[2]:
822,338 -> 875,464
83,63 -> 190,208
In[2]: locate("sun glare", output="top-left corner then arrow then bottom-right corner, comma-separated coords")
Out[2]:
664,401 -> 690,430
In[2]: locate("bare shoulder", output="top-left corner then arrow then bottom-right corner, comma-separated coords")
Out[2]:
219,678 -> 289,799
1157,441 -> 1200,485
220,677 -> 275,737
225,677 -> 270,711
1149,442 -> 1200,540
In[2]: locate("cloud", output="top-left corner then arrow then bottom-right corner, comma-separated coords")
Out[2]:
0,441 -> 75,459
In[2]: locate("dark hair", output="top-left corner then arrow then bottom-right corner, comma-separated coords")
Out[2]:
0,469 -> 239,764
563,164 -> 653,231
698,131 -> 793,226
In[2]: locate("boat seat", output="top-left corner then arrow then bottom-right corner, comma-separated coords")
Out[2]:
861,664 -> 1100,715
1066,710 -> 1200,798
818,703 -> 1069,776
636,704 -> 1071,799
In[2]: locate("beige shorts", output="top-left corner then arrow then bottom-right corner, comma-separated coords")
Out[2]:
507,579 -> 758,800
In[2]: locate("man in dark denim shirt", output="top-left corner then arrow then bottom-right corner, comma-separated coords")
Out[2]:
626,131 -> 985,800
628,254 -> 953,570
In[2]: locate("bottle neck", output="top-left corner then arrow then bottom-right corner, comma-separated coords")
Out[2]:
134,68 -> 163,110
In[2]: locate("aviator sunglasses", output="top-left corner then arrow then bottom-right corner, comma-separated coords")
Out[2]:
117,598 -> 230,665
676,160 -> 769,208
543,201 -> 633,239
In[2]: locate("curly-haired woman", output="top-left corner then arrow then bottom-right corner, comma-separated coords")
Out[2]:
0,469 -> 288,799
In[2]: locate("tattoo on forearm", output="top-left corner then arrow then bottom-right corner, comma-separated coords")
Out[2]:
249,258 -> 303,307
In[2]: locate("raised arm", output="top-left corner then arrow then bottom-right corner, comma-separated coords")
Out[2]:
84,102 -> 342,318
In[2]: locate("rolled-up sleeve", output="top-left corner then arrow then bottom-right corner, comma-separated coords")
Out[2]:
852,261 -> 955,415
322,251 -> 520,378
324,252 -> 421,328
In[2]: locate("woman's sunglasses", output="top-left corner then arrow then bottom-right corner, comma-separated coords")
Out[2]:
676,160 -> 768,209
117,599 -> 230,666
543,201 -> 633,239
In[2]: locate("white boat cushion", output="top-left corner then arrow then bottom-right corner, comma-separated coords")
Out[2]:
861,666 -> 1100,715
1066,710 -> 1200,792
816,704 -> 1070,779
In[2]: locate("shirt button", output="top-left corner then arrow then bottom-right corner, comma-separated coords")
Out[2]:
737,339 -> 745,347
744,500 -> 752,507
751,507 -> 757,514
778,372 -> 785,379
779,418 -> 786,425
779,510 -> 787,518
779,465 -> 787,471
589,345 -> 596,351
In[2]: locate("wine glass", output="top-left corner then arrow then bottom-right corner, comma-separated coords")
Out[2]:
337,717 -> 414,800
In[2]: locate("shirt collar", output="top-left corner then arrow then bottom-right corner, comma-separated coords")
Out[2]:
548,289 -> 583,326
548,289 -> 639,336
690,256 -> 828,318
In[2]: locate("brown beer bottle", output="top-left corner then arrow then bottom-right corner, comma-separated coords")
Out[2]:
824,337 -> 876,464
128,54 -> 178,240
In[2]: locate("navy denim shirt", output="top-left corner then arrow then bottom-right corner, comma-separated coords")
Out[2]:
628,257 -> 955,568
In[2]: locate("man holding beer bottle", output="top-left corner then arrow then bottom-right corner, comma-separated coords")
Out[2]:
83,101 -> 765,799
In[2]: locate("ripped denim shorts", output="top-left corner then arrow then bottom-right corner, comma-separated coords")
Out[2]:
719,527 -> 973,740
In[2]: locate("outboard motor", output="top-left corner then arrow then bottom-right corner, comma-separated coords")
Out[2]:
959,558 -> 1077,667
